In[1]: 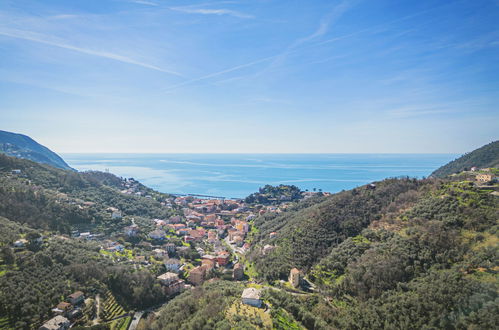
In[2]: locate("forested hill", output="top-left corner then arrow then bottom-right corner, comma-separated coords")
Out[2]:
242,174 -> 498,328
0,130 -> 73,170
0,153 -> 175,232
431,140 -> 499,177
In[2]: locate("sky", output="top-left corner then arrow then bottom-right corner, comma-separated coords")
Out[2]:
0,0 -> 498,154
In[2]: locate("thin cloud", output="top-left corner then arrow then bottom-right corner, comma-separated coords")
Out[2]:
162,54 -> 279,91
128,0 -> 159,6
170,7 -> 254,19
0,28 -> 183,77
161,1 -> 458,92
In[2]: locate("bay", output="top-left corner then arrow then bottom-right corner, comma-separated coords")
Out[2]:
62,153 -> 458,199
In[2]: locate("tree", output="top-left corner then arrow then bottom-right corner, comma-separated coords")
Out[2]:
1,246 -> 15,264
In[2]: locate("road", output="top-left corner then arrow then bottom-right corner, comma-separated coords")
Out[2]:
128,311 -> 144,330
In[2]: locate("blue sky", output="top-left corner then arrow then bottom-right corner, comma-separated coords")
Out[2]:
0,0 -> 498,153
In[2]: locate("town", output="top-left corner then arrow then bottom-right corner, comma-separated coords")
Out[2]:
15,180 -> 319,329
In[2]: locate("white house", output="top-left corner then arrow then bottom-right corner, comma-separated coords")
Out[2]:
164,258 -> 181,273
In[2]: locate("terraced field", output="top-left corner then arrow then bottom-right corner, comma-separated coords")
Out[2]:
0,317 -> 11,329
110,316 -> 132,330
101,290 -> 126,321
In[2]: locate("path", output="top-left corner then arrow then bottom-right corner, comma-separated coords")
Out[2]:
128,311 -> 144,330
92,294 -> 101,325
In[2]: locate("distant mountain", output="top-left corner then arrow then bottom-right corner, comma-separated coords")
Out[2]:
431,140 -> 499,178
0,130 -> 73,170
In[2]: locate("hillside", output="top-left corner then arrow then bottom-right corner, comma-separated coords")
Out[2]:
0,153 -> 175,233
144,144 -> 498,330
0,130 -> 73,170
431,140 -> 499,177
146,176 -> 498,329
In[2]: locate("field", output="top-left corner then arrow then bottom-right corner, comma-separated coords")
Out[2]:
101,289 -> 126,321
225,301 -> 272,329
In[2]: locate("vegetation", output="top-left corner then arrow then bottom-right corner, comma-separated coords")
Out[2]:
0,154 -> 176,233
431,140 -> 499,177
149,281 -> 244,330
0,129 -> 73,170
248,178 -> 426,280
245,184 -> 303,205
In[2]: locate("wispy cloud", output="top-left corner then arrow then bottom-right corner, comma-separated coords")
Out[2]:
128,0 -> 159,6
161,54 -> 279,91
170,6 -> 253,19
0,28 -> 183,77
160,0 -> 468,92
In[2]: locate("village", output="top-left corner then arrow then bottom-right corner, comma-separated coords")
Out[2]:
28,183 -> 315,330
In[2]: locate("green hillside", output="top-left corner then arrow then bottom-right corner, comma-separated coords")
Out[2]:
431,140 -> 499,177
0,153 -> 175,232
0,130 -> 73,170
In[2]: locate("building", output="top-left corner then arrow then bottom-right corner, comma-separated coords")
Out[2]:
111,210 -> 122,219
149,229 -> 166,240
217,251 -> 230,266
269,232 -> 277,239
153,248 -> 167,258
289,268 -> 301,287
233,263 -> 244,280
124,225 -> 139,237
11,169 -> 21,175
164,258 -> 181,272
157,272 -> 185,295
39,315 -> 70,330
51,302 -> 72,316
241,288 -> 262,307
67,291 -> 84,305
165,243 -> 176,254
201,255 -> 216,270
13,238 -> 28,247
189,265 -> 207,286
476,173 -> 493,183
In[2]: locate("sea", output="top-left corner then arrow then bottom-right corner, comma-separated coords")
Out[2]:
62,154 -> 458,199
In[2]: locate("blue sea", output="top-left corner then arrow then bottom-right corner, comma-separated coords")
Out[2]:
62,154 -> 458,199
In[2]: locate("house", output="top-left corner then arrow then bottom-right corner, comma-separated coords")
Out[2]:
124,225 -> 139,237
157,272 -> 185,295
233,263 -> 244,280
476,173 -> 493,183
269,232 -> 277,239
470,166 -> 478,172
67,291 -> 84,305
164,258 -> 181,272
51,302 -> 73,316
241,288 -> 262,307
217,251 -> 230,266
79,232 -> 91,240
201,255 -> 217,270
189,265 -> 207,286
111,210 -> 122,219
11,169 -> 21,175
149,229 -> 166,240
165,243 -> 176,254
289,268 -> 301,287
39,315 -> 70,330
153,248 -> 167,258
13,238 -> 28,248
